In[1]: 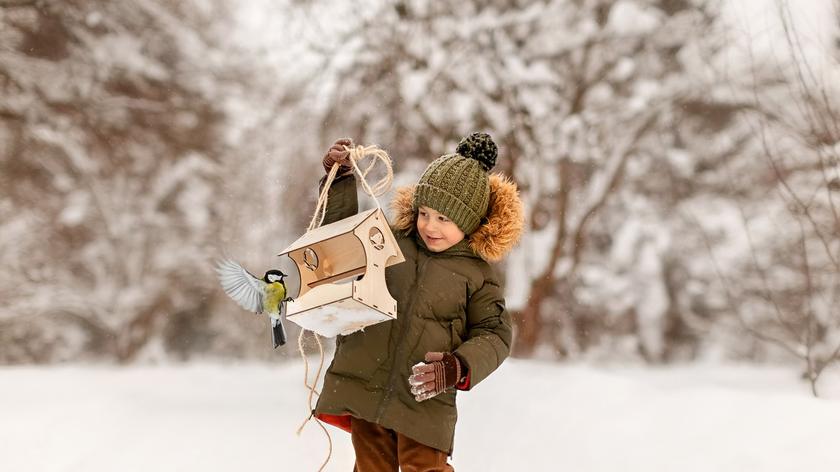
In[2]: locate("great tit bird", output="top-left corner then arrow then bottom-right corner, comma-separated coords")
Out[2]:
215,259 -> 292,348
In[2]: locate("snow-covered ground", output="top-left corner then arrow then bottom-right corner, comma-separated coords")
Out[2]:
2,360 -> 839,471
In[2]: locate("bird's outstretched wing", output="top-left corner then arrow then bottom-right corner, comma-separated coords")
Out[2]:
215,259 -> 265,314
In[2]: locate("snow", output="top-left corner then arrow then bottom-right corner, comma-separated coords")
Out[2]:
720,0 -> 837,77
91,34 -> 169,80
2,361 -> 839,472
608,1 -> 663,35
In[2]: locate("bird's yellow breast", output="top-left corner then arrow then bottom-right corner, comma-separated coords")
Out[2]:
264,282 -> 286,315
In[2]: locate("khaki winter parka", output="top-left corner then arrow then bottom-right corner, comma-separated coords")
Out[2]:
313,172 -> 524,454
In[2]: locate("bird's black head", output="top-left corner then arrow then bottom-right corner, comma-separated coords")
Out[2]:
264,270 -> 287,283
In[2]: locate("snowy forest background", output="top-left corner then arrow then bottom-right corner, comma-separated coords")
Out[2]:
2,0 -> 840,394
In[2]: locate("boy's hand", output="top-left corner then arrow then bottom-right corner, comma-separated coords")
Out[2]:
408,352 -> 462,402
322,138 -> 354,174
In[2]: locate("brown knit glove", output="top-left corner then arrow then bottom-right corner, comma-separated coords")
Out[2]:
408,352 -> 462,402
322,138 -> 353,175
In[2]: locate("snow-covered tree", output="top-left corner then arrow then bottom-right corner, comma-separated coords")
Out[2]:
5,0 -> 835,368
0,0 -> 238,362
290,0 -> 720,359
683,0 -> 840,394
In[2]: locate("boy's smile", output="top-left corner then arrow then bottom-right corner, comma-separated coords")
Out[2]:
417,206 -> 465,252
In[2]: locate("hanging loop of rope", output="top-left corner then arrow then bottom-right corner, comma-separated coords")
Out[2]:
308,144 -> 394,232
295,329 -> 331,472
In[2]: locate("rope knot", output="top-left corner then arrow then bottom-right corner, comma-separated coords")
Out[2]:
308,143 -> 394,232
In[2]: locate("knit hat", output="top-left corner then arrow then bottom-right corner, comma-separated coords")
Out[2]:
413,132 -> 498,234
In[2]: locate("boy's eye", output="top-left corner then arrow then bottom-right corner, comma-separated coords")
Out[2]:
438,216 -> 449,222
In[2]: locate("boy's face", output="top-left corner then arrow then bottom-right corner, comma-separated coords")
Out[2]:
417,206 -> 465,252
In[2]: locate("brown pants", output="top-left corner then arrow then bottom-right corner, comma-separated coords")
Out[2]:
350,416 -> 454,472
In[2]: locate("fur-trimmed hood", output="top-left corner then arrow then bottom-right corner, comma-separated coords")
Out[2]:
391,174 -> 525,262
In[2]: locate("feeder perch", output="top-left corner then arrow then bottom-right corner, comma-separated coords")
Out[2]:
278,208 -> 405,337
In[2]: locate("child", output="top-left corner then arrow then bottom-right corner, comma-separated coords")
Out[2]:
313,132 -> 524,471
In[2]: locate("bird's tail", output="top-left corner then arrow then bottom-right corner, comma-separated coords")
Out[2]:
271,316 -> 287,348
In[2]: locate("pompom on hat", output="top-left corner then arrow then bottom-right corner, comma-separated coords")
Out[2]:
456,131 -> 497,171
413,132 -> 497,234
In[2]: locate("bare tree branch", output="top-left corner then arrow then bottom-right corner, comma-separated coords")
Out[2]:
688,210 -> 805,361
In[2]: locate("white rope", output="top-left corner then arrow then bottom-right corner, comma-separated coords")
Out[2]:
307,144 -> 393,232
296,329 -> 331,472
308,163 -> 340,232
347,144 -> 394,207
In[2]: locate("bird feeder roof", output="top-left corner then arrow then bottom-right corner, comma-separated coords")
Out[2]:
278,208 -> 381,256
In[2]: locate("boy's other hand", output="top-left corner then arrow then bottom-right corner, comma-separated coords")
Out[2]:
408,352 -> 462,402
322,138 -> 353,174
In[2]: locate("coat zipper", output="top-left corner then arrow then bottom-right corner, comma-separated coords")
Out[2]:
374,254 -> 430,423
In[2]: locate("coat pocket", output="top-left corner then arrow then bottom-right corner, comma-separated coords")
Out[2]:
329,329 -> 387,382
449,318 -> 464,350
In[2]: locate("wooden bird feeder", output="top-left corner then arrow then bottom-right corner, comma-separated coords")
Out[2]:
278,208 -> 405,337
